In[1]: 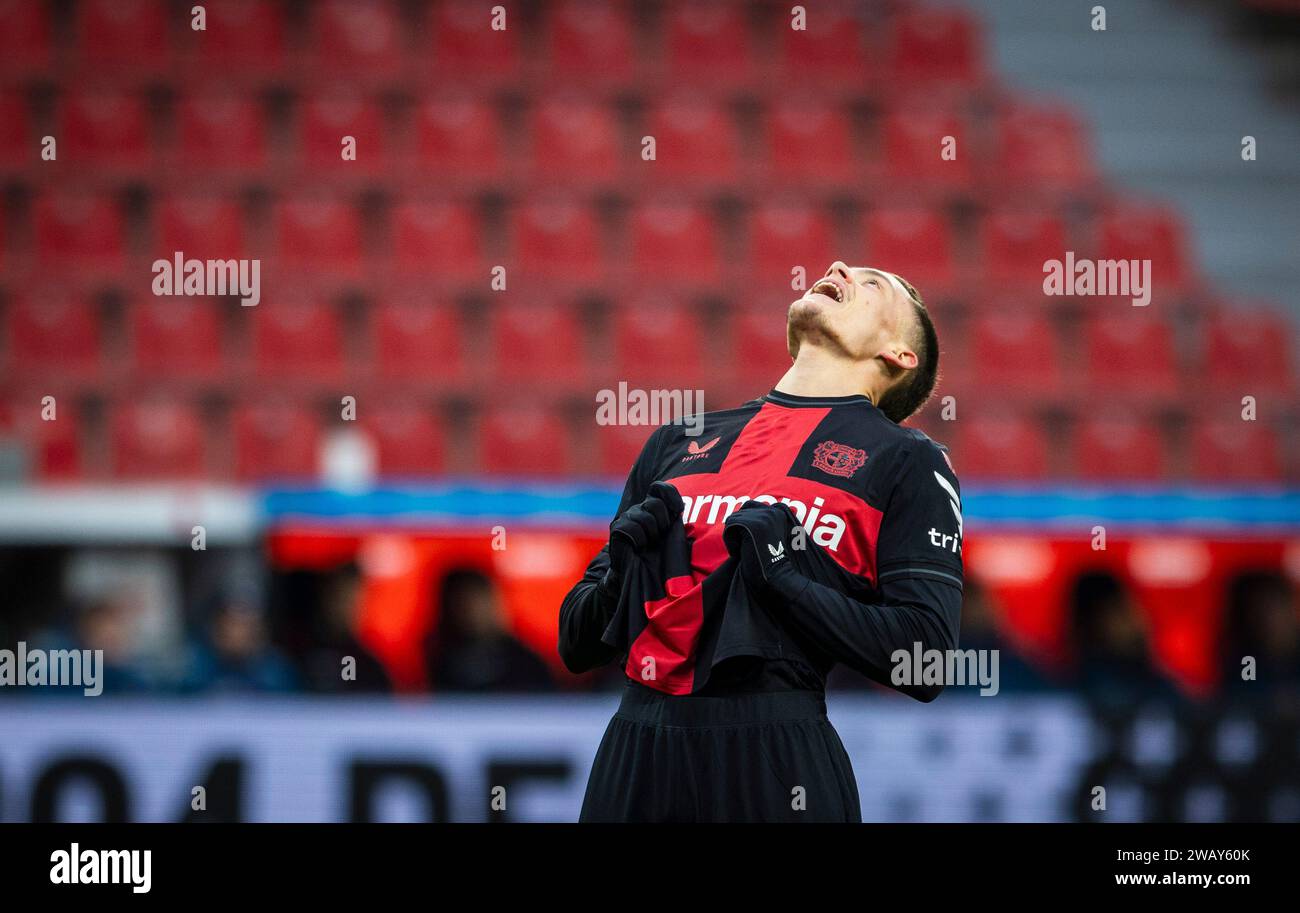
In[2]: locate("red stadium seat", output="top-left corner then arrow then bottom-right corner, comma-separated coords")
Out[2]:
158,196 -> 246,259
1191,420 -> 1282,483
864,208 -> 956,289
190,0 -> 285,72
232,402 -> 323,481
6,293 -> 101,377
250,297 -> 345,380
529,98 -> 620,185
596,422 -> 657,478
629,202 -> 721,282
391,200 -> 484,279
730,305 -> 793,388
1083,313 -> 1179,396
361,404 -> 445,477
663,2 -> 755,86
488,299 -> 586,386
59,90 -> 152,170
1098,203 -> 1191,287
311,0 -> 402,76
543,1 -> 636,85
298,93 -> 385,174
412,97 -> 502,179
109,400 -> 208,479
611,297 -> 706,387
0,397 -> 81,480
34,193 -> 125,271
951,414 -> 1050,481
880,107 -> 975,191
645,100 -> 742,184
993,103 -> 1094,191
745,201 -> 836,285
478,406 -> 572,476
764,101 -> 859,185
0,91 -> 30,168
273,198 -> 364,277
175,94 -> 268,172
371,296 -> 464,383
127,297 -> 224,378
1204,308 -> 1294,393
512,199 -> 603,282
969,313 -> 1061,393
1073,413 -> 1168,480
775,5 -> 871,87
981,209 -> 1068,284
0,0 -> 52,70
76,0 -> 169,71
430,0 -> 521,82
888,6 -> 984,89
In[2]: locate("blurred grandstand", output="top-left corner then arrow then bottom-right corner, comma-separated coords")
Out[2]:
0,0 -> 1298,822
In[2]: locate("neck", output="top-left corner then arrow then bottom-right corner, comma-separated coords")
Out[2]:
774,346 -> 882,402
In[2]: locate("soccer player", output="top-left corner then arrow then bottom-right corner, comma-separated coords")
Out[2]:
559,261 -> 963,822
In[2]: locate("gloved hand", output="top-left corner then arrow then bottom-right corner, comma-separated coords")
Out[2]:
598,481 -> 684,601
722,501 -> 804,595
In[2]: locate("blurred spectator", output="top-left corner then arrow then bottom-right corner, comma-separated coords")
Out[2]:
28,592 -> 156,695
957,579 -> 1059,692
1220,571 -> 1300,699
1070,572 -> 1182,706
179,588 -> 298,693
301,563 -> 392,694
426,569 -> 554,692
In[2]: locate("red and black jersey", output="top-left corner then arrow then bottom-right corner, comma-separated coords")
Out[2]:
560,390 -> 964,698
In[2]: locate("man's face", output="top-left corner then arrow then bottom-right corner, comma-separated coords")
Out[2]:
787,261 -> 919,372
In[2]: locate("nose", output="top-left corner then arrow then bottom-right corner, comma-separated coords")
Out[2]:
827,261 -> 851,282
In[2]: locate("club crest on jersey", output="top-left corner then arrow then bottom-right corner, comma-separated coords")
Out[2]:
812,440 -> 868,479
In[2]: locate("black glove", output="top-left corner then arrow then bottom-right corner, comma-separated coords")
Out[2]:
722,501 -> 803,595
599,481 -> 684,600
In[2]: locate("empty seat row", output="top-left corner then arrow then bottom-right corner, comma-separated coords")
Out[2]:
0,398 -> 444,480
3,193 -> 1193,288
1,294 -> 786,389
938,413 -> 1292,484
1,397 -> 1292,483
948,311 -> 1293,395
2,0 -> 987,91
5,294 -> 1293,396
0,90 -> 1092,194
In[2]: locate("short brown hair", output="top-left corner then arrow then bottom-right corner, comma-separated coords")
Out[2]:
875,276 -> 939,424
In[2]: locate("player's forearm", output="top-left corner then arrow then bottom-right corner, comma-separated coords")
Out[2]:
558,559 -> 620,674
769,573 -> 958,702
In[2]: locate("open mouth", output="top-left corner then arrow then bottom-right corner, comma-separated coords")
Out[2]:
809,278 -> 846,303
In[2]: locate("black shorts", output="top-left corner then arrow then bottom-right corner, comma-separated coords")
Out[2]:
580,680 -> 862,823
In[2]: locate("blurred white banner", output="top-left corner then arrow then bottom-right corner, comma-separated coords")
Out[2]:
0,696 -> 1091,822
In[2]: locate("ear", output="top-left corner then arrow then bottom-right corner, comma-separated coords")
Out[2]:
878,344 -> 918,373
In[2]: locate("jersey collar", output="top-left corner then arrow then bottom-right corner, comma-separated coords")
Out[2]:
764,390 -> 874,408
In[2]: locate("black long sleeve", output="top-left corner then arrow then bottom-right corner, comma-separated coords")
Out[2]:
558,425 -> 665,674
557,546 -> 620,673
770,572 -> 960,701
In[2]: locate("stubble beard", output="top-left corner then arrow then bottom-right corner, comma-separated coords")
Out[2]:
786,299 -> 853,360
